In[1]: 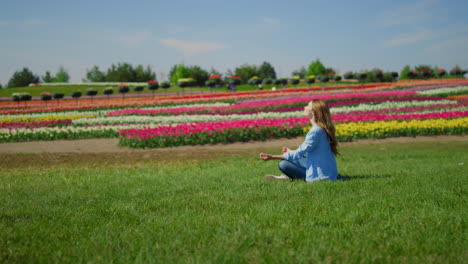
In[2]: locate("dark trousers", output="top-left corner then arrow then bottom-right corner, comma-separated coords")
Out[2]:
278,160 -> 306,180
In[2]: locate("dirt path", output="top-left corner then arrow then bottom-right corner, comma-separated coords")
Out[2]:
0,135 -> 466,154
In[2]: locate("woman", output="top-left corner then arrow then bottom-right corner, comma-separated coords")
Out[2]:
259,99 -> 339,182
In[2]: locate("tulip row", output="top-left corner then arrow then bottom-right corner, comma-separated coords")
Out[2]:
118,118 -> 308,148
0,83 -> 393,114
417,86 -> 468,97
236,90 -> 417,104
0,120 -> 72,129
69,109 -> 468,127
0,112 -> 99,123
0,124 -> 165,143
333,117 -> 468,141
1,98 -> 463,131
118,117 -> 468,148
107,96 -> 445,117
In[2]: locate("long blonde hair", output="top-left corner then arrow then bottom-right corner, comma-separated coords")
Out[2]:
309,99 -> 339,155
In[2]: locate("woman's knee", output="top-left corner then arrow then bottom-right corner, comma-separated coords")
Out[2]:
278,160 -> 289,172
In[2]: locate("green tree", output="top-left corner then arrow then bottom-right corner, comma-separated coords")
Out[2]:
85,66 -> 106,82
257,61 -> 276,79
170,64 -> 190,85
292,66 -> 307,79
106,63 -> 137,82
7,67 -> 40,88
52,66 -> 70,83
42,71 -> 53,82
307,59 -> 326,76
135,65 -> 156,82
415,65 -> 434,79
187,65 -> 209,86
400,65 -> 412,80
234,64 -> 258,83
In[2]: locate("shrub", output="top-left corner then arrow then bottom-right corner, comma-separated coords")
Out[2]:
52,93 -> 64,100
133,86 -> 144,93
205,80 -> 217,88
344,72 -> 354,79
160,82 -> 171,89
406,71 -> 417,79
320,76 -> 330,83
118,86 -> 129,94
178,78 -> 196,88
41,94 -> 52,101
103,88 -> 114,96
289,76 -> 300,85
86,89 -> 98,97
147,80 -> 159,91
12,94 -> 21,102
118,85 -> 130,99
357,72 -> 368,81
71,91 -> 82,99
437,69 -> 446,77
450,67 -> 462,76
228,76 -> 241,85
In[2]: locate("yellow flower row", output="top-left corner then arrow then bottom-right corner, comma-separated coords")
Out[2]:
0,113 -> 98,123
303,117 -> 468,140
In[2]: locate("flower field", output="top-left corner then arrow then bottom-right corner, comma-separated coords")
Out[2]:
0,80 -> 467,147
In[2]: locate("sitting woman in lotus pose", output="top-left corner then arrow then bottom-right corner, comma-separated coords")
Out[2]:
259,99 -> 339,181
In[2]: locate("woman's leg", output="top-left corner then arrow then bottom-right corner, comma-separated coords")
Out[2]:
278,160 -> 306,180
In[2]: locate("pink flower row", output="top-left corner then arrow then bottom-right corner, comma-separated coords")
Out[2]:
119,111 -> 467,140
0,120 -> 72,129
120,117 -> 309,140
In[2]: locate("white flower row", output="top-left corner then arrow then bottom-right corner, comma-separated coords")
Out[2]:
0,123 -> 165,140
417,86 -> 468,96
0,102 -> 233,118
71,103 -> 465,126
330,100 -> 457,113
72,111 -> 304,125
0,100 -> 457,124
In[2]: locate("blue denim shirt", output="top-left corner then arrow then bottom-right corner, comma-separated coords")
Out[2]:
283,124 -> 338,182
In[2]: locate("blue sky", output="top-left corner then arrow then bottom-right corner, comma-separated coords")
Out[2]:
1,0 -> 467,85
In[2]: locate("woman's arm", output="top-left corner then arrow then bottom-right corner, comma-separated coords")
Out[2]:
283,129 -> 319,160
259,152 -> 284,161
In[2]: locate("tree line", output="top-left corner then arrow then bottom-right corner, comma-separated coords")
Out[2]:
2,59 -> 466,88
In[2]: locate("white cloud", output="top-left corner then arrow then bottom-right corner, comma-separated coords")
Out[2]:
160,38 -> 227,56
382,28 -> 437,47
119,31 -> 152,48
378,0 -> 438,27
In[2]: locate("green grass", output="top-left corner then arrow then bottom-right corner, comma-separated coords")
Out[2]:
0,141 -> 467,263
0,81 -> 358,97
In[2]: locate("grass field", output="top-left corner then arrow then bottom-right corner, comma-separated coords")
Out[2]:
1,140 -> 467,263
0,81 -> 356,98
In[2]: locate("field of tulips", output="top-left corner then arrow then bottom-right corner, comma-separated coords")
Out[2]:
0,80 -> 467,146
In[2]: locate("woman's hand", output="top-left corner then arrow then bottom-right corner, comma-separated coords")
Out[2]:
259,152 -> 272,161
282,146 -> 292,153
